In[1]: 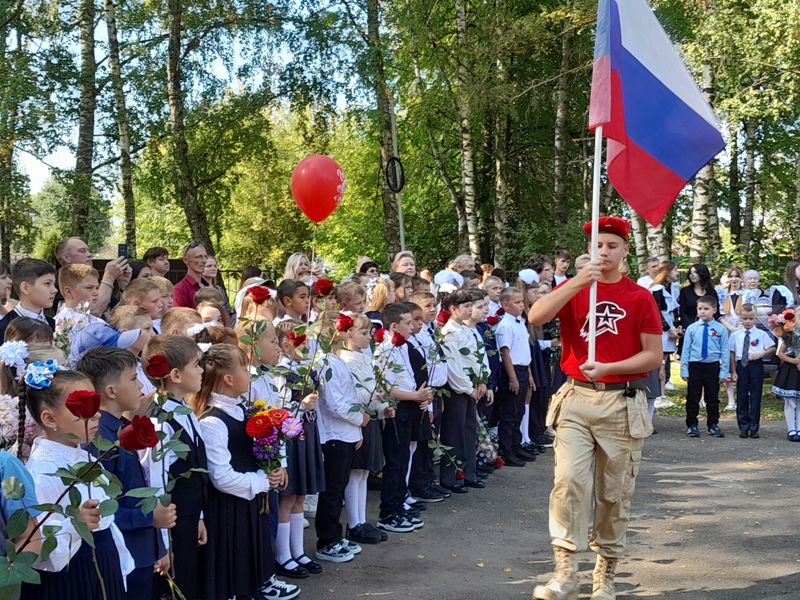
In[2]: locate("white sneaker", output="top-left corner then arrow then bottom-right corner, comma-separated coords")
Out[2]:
303,517 -> 309,529
303,494 -> 318,518
653,396 -> 675,408
261,575 -> 301,599
725,403 -> 736,411
664,381 -> 676,391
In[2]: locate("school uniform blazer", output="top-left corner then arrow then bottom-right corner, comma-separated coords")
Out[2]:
93,411 -> 165,568
0,310 -> 55,343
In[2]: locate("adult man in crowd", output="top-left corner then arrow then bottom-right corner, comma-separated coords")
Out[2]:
452,254 -> 476,273
636,257 -> 660,288
530,217 -> 662,600
173,242 -> 209,308
55,237 -> 130,317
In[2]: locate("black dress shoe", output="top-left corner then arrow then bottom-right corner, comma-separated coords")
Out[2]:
514,452 -> 537,462
501,455 -> 526,467
517,447 -> 539,459
276,559 -> 310,579
739,431 -> 748,438
749,431 -> 759,439
445,484 -> 469,493
465,479 -> 485,489
295,555 -> 323,574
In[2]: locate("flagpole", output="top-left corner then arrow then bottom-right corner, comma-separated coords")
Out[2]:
588,125 -> 603,364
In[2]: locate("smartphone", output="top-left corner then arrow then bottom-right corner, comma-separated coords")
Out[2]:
117,243 -> 128,258
315,257 -> 323,266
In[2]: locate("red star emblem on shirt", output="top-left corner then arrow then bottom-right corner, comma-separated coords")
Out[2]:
580,301 -> 627,340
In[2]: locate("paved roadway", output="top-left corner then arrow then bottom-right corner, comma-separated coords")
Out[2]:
299,414 -> 800,599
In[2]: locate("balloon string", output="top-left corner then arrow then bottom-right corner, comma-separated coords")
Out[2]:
306,223 -> 319,325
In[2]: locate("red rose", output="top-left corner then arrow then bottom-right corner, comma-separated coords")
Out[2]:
486,316 -> 499,326
496,307 -> 505,316
335,313 -> 355,332
289,331 -> 307,347
119,416 -> 159,451
248,286 -> 272,305
65,390 -> 101,420
783,309 -> 795,321
455,469 -> 466,481
391,332 -> 406,346
314,278 -> 334,296
374,328 -> 387,343
495,456 -> 505,468
436,310 -> 451,327
145,354 -> 171,379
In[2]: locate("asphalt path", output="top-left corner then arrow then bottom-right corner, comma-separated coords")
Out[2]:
299,414 -> 800,599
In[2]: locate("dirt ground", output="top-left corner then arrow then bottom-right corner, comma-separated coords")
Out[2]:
299,413 -> 800,599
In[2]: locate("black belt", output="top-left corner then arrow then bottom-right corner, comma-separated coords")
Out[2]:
567,377 -> 646,392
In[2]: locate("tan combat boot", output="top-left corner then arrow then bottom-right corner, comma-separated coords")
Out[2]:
590,555 -> 618,600
532,547 -> 578,600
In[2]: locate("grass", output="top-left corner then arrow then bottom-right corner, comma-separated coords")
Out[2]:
656,361 -> 785,421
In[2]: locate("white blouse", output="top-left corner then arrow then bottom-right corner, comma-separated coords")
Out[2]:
198,393 -> 272,501
340,349 -> 390,418
440,320 -> 480,395
26,438 -> 134,580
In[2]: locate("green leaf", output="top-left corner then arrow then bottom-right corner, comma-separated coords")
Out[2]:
103,482 -> 123,499
99,499 -> 119,517
32,503 -> 63,515
124,486 -> 161,499
348,405 -> 362,412
16,559 -> 40,585
1,476 -> 25,501
159,493 -> 172,507
324,369 -> 332,382
68,487 -> 82,509
173,405 -> 193,415
253,345 -> 262,359
92,434 -> 116,452
239,335 -> 253,345
459,347 -> 471,356
40,532 -> 58,562
6,508 -> 29,540
5,540 -> 16,561
138,496 -> 158,516
71,518 -> 94,547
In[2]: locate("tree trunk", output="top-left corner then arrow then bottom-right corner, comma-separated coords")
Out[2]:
104,0 -> 136,257
73,0 -> 97,237
366,0 -> 400,261
728,124 -> 740,246
630,211 -> 649,276
645,221 -> 668,261
494,112 -> 508,268
690,174 -> 709,262
794,150 -> 800,258
0,29 -> 15,263
740,117 -> 756,252
455,0 -> 480,258
166,0 -> 214,255
553,22 -> 572,241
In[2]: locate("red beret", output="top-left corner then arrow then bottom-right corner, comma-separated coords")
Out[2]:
582,216 -> 631,240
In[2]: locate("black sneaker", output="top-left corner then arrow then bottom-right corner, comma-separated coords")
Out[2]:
739,430 -> 748,438
749,431 -> 759,439
411,485 -> 446,503
431,483 -> 452,498
399,510 -> 424,529
377,513 -> 415,533
364,522 -> 388,542
346,523 -> 382,544
260,575 -> 301,599
314,542 -> 354,563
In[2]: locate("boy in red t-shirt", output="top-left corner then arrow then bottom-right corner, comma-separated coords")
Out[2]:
530,217 -> 662,600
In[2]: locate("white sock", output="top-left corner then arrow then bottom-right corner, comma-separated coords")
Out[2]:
345,471 -> 363,529
358,472 -> 368,524
520,404 -> 531,445
647,398 -> 655,420
290,512 -> 307,562
276,521 -> 295,567
406,441 -> 417,486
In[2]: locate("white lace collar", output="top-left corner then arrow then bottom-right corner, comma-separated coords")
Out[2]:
209,392 -> 246,420
29,437 -> 88,466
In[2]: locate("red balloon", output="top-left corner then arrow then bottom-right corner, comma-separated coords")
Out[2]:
290,155 -> 346,224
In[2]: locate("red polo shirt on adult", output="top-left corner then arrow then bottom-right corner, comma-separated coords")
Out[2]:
173,273 -> 208,309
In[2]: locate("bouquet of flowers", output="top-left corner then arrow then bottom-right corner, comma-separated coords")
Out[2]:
768,309 -> 800,353
246,400 -> 304,477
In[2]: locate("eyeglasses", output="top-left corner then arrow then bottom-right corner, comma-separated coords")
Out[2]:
182,242 -> 201,257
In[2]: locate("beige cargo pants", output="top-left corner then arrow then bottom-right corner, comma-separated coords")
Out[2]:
545,382 -> 652,559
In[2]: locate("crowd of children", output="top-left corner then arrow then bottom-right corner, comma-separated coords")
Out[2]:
0,241 -> 797,600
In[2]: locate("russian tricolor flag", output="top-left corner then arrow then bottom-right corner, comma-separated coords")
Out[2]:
589,0 -> 725,226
